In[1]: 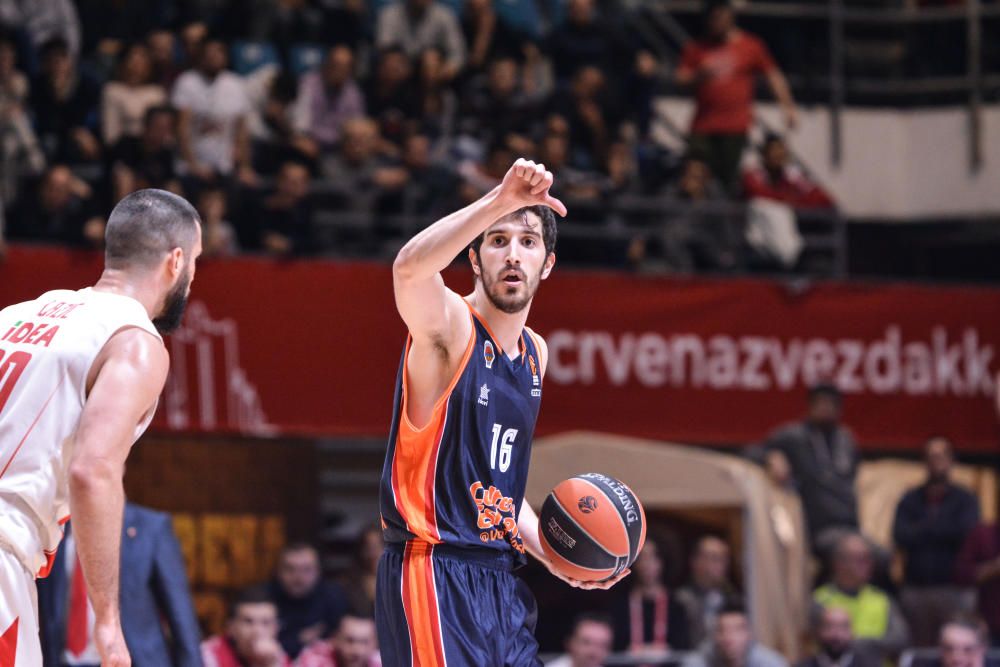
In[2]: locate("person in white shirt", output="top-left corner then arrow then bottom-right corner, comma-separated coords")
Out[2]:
172,36 -> 253,182
545,614 -> 614,667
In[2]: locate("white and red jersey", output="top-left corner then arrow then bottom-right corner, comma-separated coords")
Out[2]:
0,288 -> 161,578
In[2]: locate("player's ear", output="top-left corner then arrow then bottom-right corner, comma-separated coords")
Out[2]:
468,247 -> 481,277
541,252 -> 556,280
168,247 -> 184,277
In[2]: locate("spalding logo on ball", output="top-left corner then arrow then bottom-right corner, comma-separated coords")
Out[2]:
539,473 -> 646,582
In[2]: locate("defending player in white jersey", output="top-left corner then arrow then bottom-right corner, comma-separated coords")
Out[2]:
0,189 -> 202,667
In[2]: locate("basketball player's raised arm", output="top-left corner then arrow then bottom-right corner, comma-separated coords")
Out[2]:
69,329 -> 169,665
392,159 -> 566,348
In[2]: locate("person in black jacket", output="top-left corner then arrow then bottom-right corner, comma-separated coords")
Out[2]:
893,437 -> 980,646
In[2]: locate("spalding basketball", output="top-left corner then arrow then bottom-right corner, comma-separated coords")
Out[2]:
539,473 -> 646,582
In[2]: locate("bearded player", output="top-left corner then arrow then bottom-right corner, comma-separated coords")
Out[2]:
0,189 -> 201,667
377,159 -> 628,666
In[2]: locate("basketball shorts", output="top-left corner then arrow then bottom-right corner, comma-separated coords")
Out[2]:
376,541 -> 542,667
0,545 -> 42,667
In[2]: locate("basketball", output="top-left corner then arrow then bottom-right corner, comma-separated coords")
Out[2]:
538,473 -> 646,582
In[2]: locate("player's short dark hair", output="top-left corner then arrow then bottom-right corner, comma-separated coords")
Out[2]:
144,104 -> 176,126
718,598 -> 748,620
570,612 -> 613,636
469,205 -> 558,263
105,189 -> 200,270
229,587 -> 276,619
808,381 -> 841,404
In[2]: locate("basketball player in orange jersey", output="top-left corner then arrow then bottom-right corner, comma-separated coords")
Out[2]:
0,189 -> 202,667
377,159 -> 628,666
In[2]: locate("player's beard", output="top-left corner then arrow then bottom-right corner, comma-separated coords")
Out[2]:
481,265 -> 541,315
153,272 -> 191,334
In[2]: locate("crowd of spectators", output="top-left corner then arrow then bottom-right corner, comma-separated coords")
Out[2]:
0,0 -> 838,272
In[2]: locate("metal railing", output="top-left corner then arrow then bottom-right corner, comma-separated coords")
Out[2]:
538,650 -> 695,665
309,194 -> 848,278
640,0 -> 999,171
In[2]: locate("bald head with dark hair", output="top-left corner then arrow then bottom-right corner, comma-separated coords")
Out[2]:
105,189 -> 201,270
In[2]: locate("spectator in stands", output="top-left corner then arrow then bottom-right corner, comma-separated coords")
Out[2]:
0,31 -> 27,107
101,42 -> 167,146
320,117 -> 408,214
814,533 -> 910,664
30,37 -> 101,164
547,66 -> 622,172
676,535 -> 740,649
613,536 -> 691,654
537,130 -> 603,201
799,606 -> 878,667
457,140 -> 515,205
762,383 -> 859,554
7,165 -> 103,247
742,135 -> 835,209
629,154 -> 735,273
546,0 -> 625,81
197,186 -> 239,257
295,613 -> 380,667
147,29 -> 181,88
459,56 -> 539,152
252,160 -> 317,257
416,46 -> 458,139
937,615 -> 995,667
0,0 -> 81,57
172,35 -> 253,183
109,105 -> 180,202
743,134 -> 835,209
683,602 -> 788,667
955,505 -> 1000,642
247,69 -> 318,176
395,131 -> 456,216
266,543 -> 349,659
245,0 -> 324,58
375,0 -> 466,83
461,0 -> 533,73
0,33 -> 44,211
893,436 -> 980,646
341,525 -> 383,617
294,45 -> 365,151
365,47 -> 421,147
202,588 -> 291,667
675,1 -> 797,194
545,613 -> 615,667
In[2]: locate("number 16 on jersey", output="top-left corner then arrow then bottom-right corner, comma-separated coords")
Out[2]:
490,423 -> 518,473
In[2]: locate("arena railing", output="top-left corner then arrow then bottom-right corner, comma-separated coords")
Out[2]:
310,196 -> 848,279
637,0 -> 999,171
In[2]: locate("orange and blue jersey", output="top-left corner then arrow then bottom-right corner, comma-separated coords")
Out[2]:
376,304 -> 546,667
378,304 -> 543,559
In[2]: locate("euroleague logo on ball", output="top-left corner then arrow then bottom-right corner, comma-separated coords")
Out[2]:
578,496 -> 598,513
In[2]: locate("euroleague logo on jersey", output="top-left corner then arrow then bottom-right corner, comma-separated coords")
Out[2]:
578,496 -> 598,513
484,341 -> 495,369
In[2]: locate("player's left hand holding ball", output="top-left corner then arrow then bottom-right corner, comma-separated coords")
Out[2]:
547,564 -> 632,590
497,158 -> 568,218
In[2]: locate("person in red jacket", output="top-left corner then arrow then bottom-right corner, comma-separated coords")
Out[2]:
676,1 -> 797,194
742,135 -> 835,209
202,589 -> 292,667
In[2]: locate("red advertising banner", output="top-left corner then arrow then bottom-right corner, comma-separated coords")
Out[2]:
2,245 -> 998,451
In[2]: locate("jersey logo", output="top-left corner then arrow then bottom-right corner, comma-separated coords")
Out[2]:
528,355 -> 539,386
483,340 -> 495,369
469,481 -> 525,554
478,383 -> 490,407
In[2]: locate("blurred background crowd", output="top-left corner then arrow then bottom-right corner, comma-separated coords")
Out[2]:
0,0 -> 843,273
